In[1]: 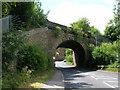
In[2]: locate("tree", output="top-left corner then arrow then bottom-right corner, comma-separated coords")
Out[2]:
2,2 -> 16,17
104,20 -> 120,41
69,17 -> 91,38
90,26 -> 101,38
2,2 -> 48,29
104,1 -> 120,41
69,17 -> 100,38
65,49 -> 74,65
71,17 -> 91,33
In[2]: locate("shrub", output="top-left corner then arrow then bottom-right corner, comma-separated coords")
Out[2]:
65,49 -> 74,64
92,41 -> 119,65
2,30 -> 26,71
66,48 -> 72,55
17,44 -> 52,71
66,55 -> 73,63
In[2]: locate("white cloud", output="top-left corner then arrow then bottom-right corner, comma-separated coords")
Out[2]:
48,1 -> 114,34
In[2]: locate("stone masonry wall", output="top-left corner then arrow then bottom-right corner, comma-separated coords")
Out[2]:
27,27 -> 89,63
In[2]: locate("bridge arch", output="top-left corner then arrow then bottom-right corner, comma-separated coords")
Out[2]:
56,40 -> 86,68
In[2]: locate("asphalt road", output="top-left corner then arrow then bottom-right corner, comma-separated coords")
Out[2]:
55,61 -> 119,89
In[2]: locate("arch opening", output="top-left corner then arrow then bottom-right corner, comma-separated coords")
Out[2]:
56,40 -> 86,68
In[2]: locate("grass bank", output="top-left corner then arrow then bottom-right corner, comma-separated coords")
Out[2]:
2,69 -> 55,88
97,62 -> 119,72
18,69 -> 55,88
98,67 -> 119,72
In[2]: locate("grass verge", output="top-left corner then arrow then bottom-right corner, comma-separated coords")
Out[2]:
18,69 -> 55,88
103,67 -> 118,72
98,67 -> 119,72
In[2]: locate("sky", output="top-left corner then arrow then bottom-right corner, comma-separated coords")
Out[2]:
41,0 -> 115,34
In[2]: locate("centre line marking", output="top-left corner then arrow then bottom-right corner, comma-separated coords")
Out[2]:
90,76 -> 98,80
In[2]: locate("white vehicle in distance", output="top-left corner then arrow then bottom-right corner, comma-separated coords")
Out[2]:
63,59 -> 66,62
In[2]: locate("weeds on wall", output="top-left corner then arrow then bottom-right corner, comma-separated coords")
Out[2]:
52,26 -> 62,37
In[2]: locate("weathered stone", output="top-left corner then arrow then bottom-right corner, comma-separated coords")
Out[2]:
27,26 -> 97,68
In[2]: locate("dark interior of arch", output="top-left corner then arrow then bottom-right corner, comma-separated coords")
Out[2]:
57,40 -> 85,68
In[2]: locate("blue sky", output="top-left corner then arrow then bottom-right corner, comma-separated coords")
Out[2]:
41,0 -> 115,34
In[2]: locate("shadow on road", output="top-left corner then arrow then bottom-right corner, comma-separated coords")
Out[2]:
57,67 -> 95,88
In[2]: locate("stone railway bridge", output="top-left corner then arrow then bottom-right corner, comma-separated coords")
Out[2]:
27,21 -> 100,68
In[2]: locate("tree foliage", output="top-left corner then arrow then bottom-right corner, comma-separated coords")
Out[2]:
2,30 -> 26,70
92,41 -> 119,65
66,48 -> 73,55
65,49 -> 74,64
71,17 -> 91,32
69,17 -> 100,38
2,2 -> 48,29
70,17 -> 90,37
92,1 -> 120,67
104,19 -> 120,41
104,1 -> 120,41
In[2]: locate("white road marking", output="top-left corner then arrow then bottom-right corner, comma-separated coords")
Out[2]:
90,76 -> 98,80
81,73 -> 89,75
95,77 -> 117,80
97,76 -> 117,79
109,77 -> 117,79
106,81 -> 118,83
89,74 -> 118,80
105,81 -> 118,88
103,82 -> 115,88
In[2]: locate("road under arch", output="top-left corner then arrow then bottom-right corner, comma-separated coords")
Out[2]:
57,40 -> 86,68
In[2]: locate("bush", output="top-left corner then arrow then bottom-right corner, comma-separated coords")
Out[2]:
66,48 -> 72,55
65,49 -> 74,64
2,30 -> 26,71
66,55 -> 73,63
17,44 -> 52,71
92,41 -> 119,65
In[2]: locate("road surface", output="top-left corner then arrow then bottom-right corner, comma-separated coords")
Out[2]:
55,61 -> 119,89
